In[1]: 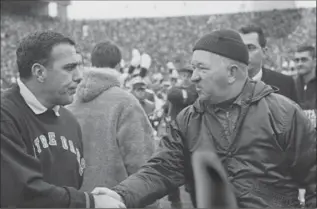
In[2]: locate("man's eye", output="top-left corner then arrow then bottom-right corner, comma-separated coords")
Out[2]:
66,67 -> 75,71
247,45 -> 256,51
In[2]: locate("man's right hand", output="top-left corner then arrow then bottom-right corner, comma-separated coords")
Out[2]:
92,187 -> 124,203
93,194 -> 126,208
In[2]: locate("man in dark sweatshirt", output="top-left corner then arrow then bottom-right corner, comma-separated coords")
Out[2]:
0,31 -> 124,208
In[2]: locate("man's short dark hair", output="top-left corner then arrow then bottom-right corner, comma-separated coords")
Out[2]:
91,41 -> 122,68
239,25 -> 267,48
16,31 -> 76,79
296,45 -> 316,58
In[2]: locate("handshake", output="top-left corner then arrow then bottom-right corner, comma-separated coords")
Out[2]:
92,187 -> 126,208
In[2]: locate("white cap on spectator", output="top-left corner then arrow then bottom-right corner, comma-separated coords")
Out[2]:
120,59 -> 125,68
171,69 -> 179,78
140,53 -> 152,69
162,81 -> 171,87
167,61 -> 176,70
130,76 -> 147,89
131,49 -> 141,67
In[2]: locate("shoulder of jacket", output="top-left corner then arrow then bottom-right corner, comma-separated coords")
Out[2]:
1,88 -> 24,123
263,93 -> 298,131
266,68 -> 293,81
176,105 -> 197,131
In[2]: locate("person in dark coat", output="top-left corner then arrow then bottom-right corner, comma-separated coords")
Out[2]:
239,25 -> 298,103
167,66 -> 199,120
293,45 -> 316,111
165,66 -> 198,208
131,77 -> 155,116
294,45 -> 316,129
91,29 -> 316,209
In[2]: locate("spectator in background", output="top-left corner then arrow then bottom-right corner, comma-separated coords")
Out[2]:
165,65 -> 198,208
294,45 -> 316,128
131,76 -> 155,116
294,45 -> 316,110
67,41 -> 160,208
239,25 -> 299,103
167,66 -> 198,120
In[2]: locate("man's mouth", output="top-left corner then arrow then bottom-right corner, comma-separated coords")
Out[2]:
196,86 -> 202,92
68,87 -> 77,95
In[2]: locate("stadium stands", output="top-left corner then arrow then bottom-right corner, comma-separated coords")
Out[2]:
1,8 -> 316,86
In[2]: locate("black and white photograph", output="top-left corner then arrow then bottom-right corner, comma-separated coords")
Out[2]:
1,0 -> 316,208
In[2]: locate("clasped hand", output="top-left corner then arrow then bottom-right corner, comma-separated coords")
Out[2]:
92,187 -> 126,208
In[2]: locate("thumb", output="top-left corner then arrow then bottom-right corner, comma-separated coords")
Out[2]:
91,187 -> 112,195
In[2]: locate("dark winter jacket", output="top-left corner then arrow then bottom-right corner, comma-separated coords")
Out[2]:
261,67 -> 298,103
112,79 -> 316,208
294,74 -> 316,110
167,84 -> 198,120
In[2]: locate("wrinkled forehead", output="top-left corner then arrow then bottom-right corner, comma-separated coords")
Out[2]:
191,50 -> 220,66
240,32 -> 260,46
49,43 -> 82,65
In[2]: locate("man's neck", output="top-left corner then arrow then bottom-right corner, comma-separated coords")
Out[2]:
249,67 -> 261,79
22,79 -> 55,109
212,79 -> 247,108
302,69 -> 316,84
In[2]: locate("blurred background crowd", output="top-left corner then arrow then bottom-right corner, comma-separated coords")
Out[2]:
1,3 -> 316,88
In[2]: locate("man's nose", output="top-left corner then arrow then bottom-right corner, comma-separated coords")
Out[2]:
191,70 -> 201,83
73,66 -> 83,84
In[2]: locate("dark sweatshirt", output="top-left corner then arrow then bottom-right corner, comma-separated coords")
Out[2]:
1,85 -> 94,208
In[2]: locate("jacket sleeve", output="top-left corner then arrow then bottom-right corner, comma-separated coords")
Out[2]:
286,106 -> 316,208
117,97 -> 156,176
112,121 -> 186,208
0,119 -> 94,208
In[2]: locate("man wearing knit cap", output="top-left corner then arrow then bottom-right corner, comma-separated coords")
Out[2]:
92,29 -> 316,209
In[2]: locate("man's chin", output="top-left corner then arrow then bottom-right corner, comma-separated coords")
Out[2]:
297,69 -> 310,75
60,95 -> 74,106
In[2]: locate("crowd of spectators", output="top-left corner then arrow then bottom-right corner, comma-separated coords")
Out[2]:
1,8 -> 316,87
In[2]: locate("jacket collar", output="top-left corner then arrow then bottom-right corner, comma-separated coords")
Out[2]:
75,67 -> 122,103
193,79 -> 275,113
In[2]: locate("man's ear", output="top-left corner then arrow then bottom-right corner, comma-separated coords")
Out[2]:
31,63 -> 47,83
227,64 -> 238,84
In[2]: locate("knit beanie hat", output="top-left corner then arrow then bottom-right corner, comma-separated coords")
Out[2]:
193,29 -> 249,65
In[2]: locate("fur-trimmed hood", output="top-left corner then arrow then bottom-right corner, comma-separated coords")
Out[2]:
75,67 -> 122,103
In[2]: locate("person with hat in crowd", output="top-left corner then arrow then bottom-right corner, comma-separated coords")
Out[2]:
91,29 -> 316,208
66,41 -> 160,208
163,65 -> 199,208
130,76 -> 155,116
167,65 -> 199,120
